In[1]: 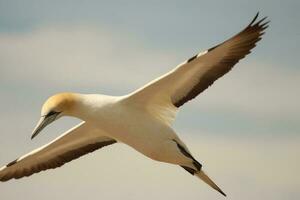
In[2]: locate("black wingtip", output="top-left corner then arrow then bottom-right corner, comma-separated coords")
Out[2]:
248,12 -> 270,32
256,16 -> 268,25
250,12 -> 260,25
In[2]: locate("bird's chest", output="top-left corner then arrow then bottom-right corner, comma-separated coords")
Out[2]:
93,106 -> 170,154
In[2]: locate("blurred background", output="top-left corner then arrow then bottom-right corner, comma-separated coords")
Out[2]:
0,0 -> 299,199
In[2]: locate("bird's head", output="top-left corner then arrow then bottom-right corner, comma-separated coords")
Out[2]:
31,93 -> 80,139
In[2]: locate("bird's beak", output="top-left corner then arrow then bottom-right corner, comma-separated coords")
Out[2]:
31,113 -> 59,140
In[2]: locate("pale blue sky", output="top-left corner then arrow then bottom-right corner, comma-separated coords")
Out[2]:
0,1 -> 299,200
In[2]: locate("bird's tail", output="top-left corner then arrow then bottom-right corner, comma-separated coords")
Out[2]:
195,170 -> 226,197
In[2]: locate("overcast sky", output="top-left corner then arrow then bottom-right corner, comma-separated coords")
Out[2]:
0,1 -> 299,200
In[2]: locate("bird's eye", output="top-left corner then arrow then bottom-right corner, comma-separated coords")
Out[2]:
46,110 -> 60,117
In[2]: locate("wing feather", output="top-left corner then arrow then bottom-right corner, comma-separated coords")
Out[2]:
125,13 -> 269,123
0,122 -> 116,181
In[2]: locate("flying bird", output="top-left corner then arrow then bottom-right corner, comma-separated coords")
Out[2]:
0,13 -> 269,196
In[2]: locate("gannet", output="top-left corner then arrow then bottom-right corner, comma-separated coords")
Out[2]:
0,13 -> 269,196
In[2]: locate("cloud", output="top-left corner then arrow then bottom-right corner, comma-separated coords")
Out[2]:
1,133 -> 299,200
0,25 -> 176,92
193,61 -> 300,119
0,25 -> 299,124
0,25 -> 299,200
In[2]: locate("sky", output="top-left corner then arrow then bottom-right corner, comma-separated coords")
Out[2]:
0,0 -> 299,199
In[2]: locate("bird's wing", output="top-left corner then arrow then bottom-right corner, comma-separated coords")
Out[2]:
0,122 -> 116,181
126,13 -> 269,125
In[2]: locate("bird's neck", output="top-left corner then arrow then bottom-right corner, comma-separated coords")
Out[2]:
68,94 -> 119,122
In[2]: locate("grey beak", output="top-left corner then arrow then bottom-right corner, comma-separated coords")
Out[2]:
31,113 -> 58,139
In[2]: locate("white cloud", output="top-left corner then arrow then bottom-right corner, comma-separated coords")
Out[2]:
0,25 -> 299,120
0,26 -> 299,199
0,25 -> 176,91
194,61 -> 300,119
1,133 -> 299,200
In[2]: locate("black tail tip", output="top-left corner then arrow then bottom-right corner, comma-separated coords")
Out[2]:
219,190 -> 227,197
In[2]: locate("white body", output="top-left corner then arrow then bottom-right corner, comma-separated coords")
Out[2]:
80,94 -> 189,165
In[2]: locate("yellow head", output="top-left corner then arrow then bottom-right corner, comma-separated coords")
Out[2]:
41,93 -> 78,116
31,93 -> 80,139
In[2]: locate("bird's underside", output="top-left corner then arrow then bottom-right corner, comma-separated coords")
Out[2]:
0,13 -> 268,197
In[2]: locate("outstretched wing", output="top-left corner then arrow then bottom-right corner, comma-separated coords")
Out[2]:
0,122 -> 116,181
126,13 -> 269,125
